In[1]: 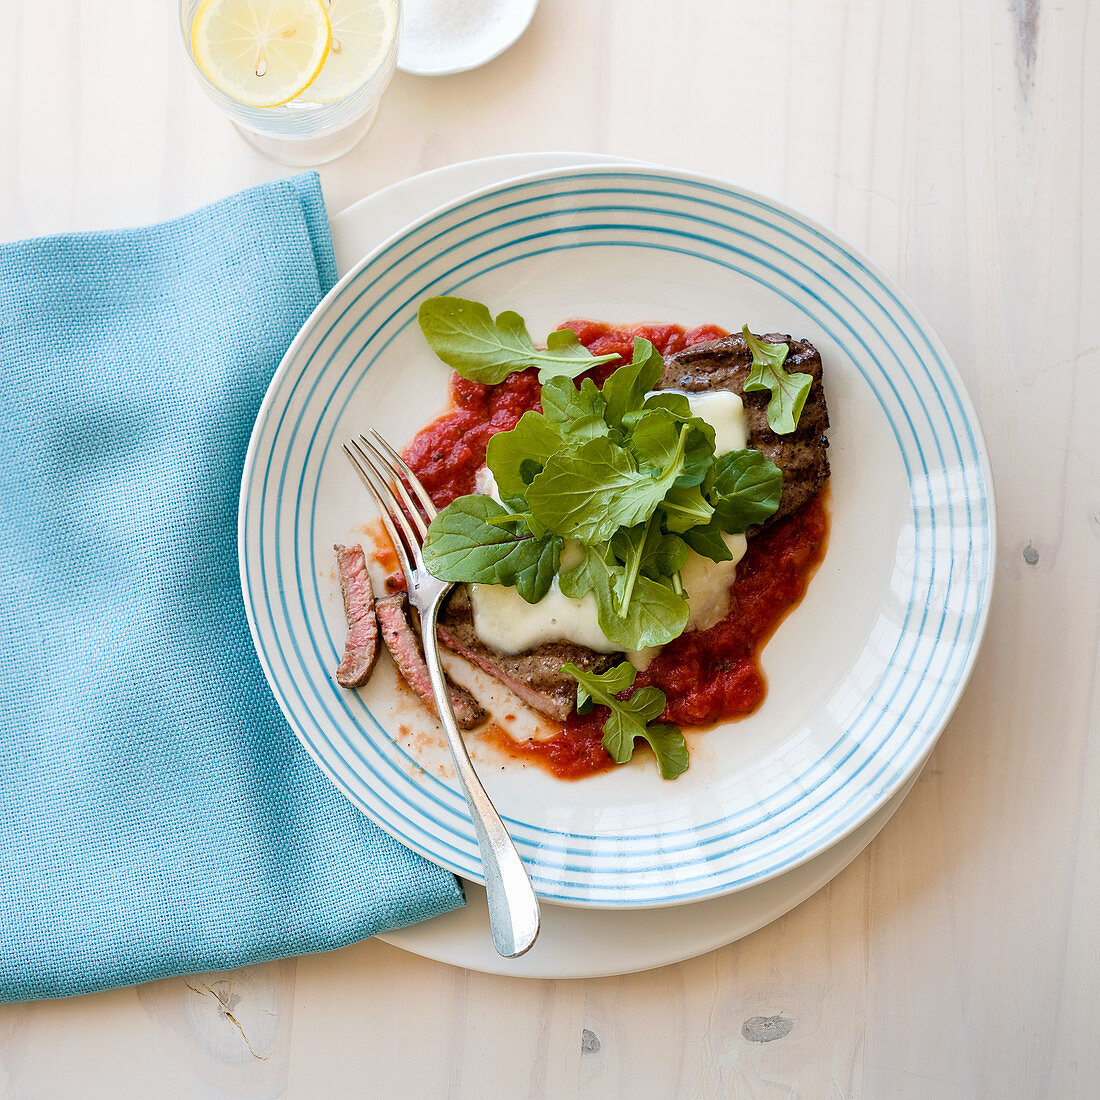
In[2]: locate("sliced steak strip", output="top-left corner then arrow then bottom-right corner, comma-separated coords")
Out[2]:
334,544 -> 379,689
437,586 -> 619,723
658,331 -> 830,527
376,593 -> 486,730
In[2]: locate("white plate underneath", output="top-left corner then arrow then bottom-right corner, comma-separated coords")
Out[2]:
383,774 -> 915,979
329,153 -> 916,978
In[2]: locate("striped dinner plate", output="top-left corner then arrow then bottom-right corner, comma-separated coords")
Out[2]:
239,165 -> 995,908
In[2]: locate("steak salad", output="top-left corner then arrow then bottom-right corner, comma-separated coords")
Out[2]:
335,298 -> 830,780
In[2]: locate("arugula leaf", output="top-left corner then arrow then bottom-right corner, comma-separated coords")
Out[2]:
639,390 -> 692,418
485,376 -> 619,508
570,660 -> 636,708
558,542 -> 616,610
636,723 -> 690,781
511,533 -> 563,603
561,661 -> 689,780
607,574 -> 689,648
638,528 -> 690,578
682,518 -> 735,563
537,376 -> 613,447
629,410 -> 715,488
741,326 -> 813,435
611,522 -> 689,582
543,328 -> 617,379
659,484 -> 714,533
710,449 -> 784,533
518,459 -> 543,489
540,375 -> 606,425
485,411 -> 564,504
560,544 -> 688,649
609,522 -> 688,627
526,436 -> 682,543
628,411 -> 682,471
600,684 -> 666,761
422,494 -> 562,603
609,519 -> 649,615
601,338 -> 665,429
417,297 -> 619,384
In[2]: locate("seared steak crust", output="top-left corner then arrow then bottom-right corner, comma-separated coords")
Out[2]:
659,332 -> 830,527
437,586 -> 619,723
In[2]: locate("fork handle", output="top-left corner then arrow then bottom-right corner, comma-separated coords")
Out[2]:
419,594 -> 541,959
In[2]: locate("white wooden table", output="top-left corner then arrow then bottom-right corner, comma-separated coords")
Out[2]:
3,1 -> 1097,1095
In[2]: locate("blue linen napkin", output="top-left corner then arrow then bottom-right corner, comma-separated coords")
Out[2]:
0,174 -> 464,1002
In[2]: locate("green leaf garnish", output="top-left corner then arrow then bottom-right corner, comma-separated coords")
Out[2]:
709,449 -> 784,533
609,575 -> 689,648
559,544 -> 689,649
484,410 -> 564,504
610,521 -> 689,590
417,297 -> 619,384
658,483 -> 715,533
600,338 -> 665,429
422,495 -> 562,604
562,660 -> 689,780
629,410 -> 714,488
682,518 -> 735,563
741,326 -> 813,435
540,374 -> 607,426
525,433 -> 685,544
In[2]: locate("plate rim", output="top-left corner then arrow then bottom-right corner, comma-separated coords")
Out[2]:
239,161 -> 997,909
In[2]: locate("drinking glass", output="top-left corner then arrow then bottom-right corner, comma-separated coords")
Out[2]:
179,0 -> 401,166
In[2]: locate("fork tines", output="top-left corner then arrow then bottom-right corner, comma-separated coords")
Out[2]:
364,430 -> 437,522
342,433 -> 435,578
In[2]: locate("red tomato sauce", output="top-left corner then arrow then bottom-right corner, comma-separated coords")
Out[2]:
402,320 -> 828,779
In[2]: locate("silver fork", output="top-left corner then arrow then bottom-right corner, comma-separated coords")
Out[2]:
343,430 -> 541,959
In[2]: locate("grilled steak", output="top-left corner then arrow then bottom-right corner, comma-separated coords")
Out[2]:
433,327 -> 827,721
334,544 -> 380,689
659,331 -> 830,527
436,330 -> 830,722
376,593 -> 486,730
436,586 -> 619,723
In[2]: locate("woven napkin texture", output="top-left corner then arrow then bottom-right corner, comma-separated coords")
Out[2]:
0,173 -> 464,1002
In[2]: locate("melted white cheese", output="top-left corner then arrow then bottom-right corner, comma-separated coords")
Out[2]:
468,388 -> 750,658
470,579 -> 621,655
681,532 -> 748,631
474,465 -> 499,498
678,389 -> 749,454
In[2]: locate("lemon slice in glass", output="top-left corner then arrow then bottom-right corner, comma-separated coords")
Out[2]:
295,0 -> 397,104
191,0 -> 333,109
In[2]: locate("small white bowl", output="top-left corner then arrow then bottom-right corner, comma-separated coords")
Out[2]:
397,0 -> 539,76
